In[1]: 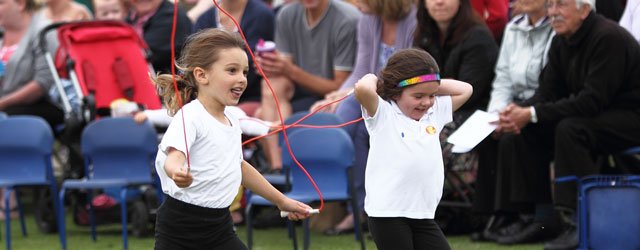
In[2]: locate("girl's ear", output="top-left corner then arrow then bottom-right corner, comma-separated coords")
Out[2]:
193,67 -> 208,85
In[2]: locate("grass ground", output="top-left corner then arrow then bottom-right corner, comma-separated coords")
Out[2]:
1,212 -> 544,250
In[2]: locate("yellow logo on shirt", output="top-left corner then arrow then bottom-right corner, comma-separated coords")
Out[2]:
426,125 -> 436,135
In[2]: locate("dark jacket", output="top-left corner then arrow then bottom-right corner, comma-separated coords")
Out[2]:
526,12 -> 640,123
129,0 -> 192,74
419,24 -> 498,118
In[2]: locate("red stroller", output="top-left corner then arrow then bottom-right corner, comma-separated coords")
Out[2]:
36,20 -> 163,237
41,20 -> 161,121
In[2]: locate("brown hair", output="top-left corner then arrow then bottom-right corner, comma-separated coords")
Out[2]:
414,0 -> 484,48
367,0 -> 414,21
154,28 -> 246,116
377,48 -> 439,101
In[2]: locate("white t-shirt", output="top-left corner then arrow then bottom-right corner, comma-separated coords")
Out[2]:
155,99 -> 243,208
363,95 -> 452,219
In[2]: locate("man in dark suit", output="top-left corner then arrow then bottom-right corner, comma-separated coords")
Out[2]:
496,0 -> 640,249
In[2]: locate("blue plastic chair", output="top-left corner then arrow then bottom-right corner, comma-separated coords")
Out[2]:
556,175 -> 640,250
58,117 -> 159,250
0,112 -> 7,120
277,111 -> 343,146
265,112 -> 344,185
578,175 -> 640,250
0,116 -> 61,250
246,128 -> 365,250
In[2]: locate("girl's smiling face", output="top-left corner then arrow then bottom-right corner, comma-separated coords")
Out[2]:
394,81 -> 439,120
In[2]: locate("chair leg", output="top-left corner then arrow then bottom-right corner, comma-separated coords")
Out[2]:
15,190 -> 26,237
245,204 -> 253,250
303,219 -> 310,250
120,188 -> 128,250
87,192 -> 97,242
59,188 -> 68,250
351,199 -> 365,250
287,220 -> 298,250
5,190 -> 12,250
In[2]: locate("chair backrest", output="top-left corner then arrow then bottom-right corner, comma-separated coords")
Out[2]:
282,128 -> 354,200
0,116 -> 54,183
81,117 -> 158,183
0,112 -> 7,120
579,175 -> 640,250
279,112 -> 343,146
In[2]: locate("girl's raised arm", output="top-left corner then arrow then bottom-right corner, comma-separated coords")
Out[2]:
354,73 -> 380,116
437,79 -> 473,111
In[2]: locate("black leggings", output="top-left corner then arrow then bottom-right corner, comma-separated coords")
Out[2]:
368,217 -> 451,250
154,195 -> 247,250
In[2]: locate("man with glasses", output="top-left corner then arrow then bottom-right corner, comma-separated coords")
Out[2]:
495,0 -> 640,249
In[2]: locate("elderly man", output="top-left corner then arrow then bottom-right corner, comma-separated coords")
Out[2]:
496,0 -> 640,249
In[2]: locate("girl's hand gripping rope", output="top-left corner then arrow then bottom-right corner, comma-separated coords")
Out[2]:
277,197 -> 314,221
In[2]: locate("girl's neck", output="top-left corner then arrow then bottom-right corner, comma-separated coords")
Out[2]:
197,96 -> 228,124
381,19 -> 398,46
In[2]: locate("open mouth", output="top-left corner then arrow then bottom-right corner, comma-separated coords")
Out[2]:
230,87 -> 244,98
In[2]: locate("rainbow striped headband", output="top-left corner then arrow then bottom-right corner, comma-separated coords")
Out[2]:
397,73 -> 440,88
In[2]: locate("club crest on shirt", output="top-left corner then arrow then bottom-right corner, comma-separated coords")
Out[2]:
426,125 -> 436,135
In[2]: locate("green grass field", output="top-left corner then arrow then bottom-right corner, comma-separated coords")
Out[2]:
0,212 -> 544,250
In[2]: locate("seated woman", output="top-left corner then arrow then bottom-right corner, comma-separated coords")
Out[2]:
414,0 -> 498,235
0,0 -> 62,219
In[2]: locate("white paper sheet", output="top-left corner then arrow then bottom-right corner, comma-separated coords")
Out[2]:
447,110 -> 499,153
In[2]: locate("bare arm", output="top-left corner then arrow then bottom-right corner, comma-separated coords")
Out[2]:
0,81 -> 44,110
436,79 -> 473,111
241,161 -> 311,220
164,148 -> 193,188
353,74 -> 379,117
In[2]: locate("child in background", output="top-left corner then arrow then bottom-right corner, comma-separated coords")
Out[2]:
154,28 -> 311,249
93,0 -> 128,20
354,48 -> 473,250
134,106 -> 274,138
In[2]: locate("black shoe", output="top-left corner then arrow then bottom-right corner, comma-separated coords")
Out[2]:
544,226 -> 578,250
495,215 -> 533,237
470,214 -> 518,242
497,221 -> 560,245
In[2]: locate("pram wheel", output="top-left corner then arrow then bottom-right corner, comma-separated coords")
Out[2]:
131,200 -> 150,237
33,188 -> 58,233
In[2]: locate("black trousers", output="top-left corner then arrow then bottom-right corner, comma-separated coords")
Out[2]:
497,109 -> 640,211
368,217 -> 451,250
154,195 -> 247,250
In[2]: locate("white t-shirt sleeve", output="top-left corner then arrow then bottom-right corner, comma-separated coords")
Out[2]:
144,109 -> 172,127
159,109 -> 197,158
434,95 -> 453,128
362,96 -> 387,132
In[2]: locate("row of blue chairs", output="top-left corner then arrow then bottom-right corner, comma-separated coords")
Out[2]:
0,114 -> 160,250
